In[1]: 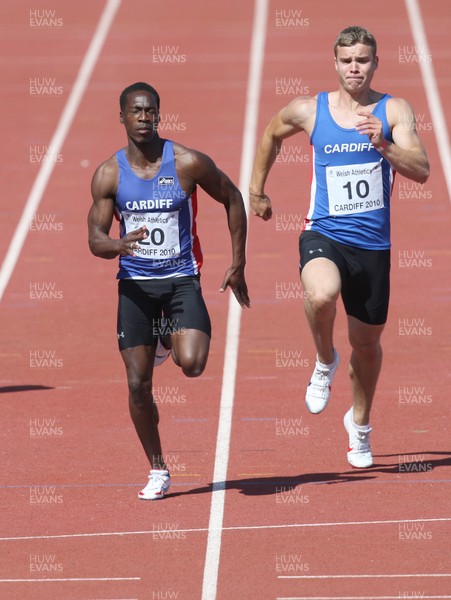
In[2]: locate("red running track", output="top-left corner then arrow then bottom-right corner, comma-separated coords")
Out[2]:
0,1 -> 450,599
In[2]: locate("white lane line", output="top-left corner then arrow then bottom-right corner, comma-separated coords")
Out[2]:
0,577 -> 139,583
276,596 -> 451,600
3,516 -> 447,542
404,0 -> 451,203
0,0 -> 122,302
278,573 -> 451,579
200,2 -> 268,598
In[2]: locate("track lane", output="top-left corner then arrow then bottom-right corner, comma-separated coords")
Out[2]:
218,1 -> 451,598
1,1 -> 254,598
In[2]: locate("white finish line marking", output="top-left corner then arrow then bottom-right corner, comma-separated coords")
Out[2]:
1,516 -> 449,542
0,577 -> 140,583
278,573 -> 451,580
276,596 -> 451,600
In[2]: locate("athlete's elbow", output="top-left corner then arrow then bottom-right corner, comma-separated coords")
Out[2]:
406,161 -> 430,184
415,163 -> 430,184
88,238 -> 110,259
421,163 -> 430,183
224,189 -> 246,213
88,237 -> 100,256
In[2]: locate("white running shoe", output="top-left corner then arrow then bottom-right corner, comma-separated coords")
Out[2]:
344,408 -> 373,468
305,349 -> 340,414
138,469 -> 171,500
154,318 -> 171,367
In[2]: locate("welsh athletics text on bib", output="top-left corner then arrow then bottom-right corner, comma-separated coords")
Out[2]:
122,210 -> 181,259
326,160 -> 384,216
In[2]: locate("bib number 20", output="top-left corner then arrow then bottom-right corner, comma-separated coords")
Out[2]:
141,227 -> 177,256
124,210 -> 181,258
144,227 -> 164,246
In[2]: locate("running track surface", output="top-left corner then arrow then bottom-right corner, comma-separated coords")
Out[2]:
1,1 -> 450,599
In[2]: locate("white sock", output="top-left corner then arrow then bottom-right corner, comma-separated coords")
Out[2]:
351,410 -> 371,432
317,348 -> 337,369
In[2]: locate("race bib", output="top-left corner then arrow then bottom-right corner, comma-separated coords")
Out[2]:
326,160 -> 384,216
123,211 -> 180,259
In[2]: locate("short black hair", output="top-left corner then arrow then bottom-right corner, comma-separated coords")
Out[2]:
119,82 -> 160,111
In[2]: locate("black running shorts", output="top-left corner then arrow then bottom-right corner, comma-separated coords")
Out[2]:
299,230 -> 391,325
117,275 -> 211,351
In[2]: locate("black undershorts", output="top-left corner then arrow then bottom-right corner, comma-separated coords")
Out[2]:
117,275 -> 211,351
299,230 -> 391,325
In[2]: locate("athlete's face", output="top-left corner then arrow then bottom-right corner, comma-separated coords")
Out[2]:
334,43 -> 378,94
120,91 -> 160,142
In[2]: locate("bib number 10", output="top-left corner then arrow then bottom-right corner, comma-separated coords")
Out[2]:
326,161 -> 384,216
342,179 -> 370,200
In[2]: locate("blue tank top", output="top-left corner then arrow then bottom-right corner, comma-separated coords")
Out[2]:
305,92 -> 395,249
114,140 -> 202,279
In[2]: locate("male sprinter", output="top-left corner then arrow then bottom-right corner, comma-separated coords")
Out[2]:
88,82 -> 249,498
249,27 -> 429,467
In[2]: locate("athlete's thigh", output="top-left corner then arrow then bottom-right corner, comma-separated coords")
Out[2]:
171,328 -> 210,368
341,248 -> 390,325
162,275 -> 211,369
299,231 -> 343,298
162,275 -> 211,338
117,279 -> 163,351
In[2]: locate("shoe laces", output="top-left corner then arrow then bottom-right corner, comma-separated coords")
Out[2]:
352,428 -> 371,451
144,474 -> 158,492
147,470 -> 167,486
311,365 -> 332,389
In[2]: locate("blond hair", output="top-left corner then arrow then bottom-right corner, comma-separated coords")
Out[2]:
334,26 -> 377,57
